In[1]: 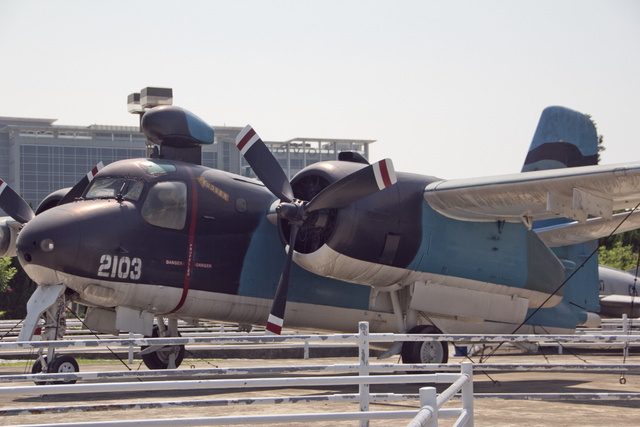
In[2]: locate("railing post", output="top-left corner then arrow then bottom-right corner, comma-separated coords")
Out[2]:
461,361 -> 474,426
128,332 -> 134,364
623,314 -> 629,359
419,386 -> 438,427
358,321 -> 370,427
304,340 -> 309,359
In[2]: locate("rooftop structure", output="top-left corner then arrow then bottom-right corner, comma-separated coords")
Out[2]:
0,116 -> 373,211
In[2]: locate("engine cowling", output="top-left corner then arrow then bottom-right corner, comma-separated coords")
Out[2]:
281,161 -> 434,279
0,218 -> 19,257
36,188 -> 72,215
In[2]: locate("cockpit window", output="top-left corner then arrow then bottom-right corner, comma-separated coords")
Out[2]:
141,181 -> 187,230
85,178 -> 144,201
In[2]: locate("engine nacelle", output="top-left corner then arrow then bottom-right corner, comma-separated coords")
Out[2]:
282,161 -> 435,273
1,187 -> 74,257
0,217 -> 19,258
36,188 -> 72,214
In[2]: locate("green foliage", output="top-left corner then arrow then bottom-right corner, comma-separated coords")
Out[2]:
0,258 -> 36,319
599,223 -> 640,272
600,229 -> 640,253
598,241 -> 639,271
0,257 -> 17,293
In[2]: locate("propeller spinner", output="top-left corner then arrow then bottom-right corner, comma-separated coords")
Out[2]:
236,125 -> 397,334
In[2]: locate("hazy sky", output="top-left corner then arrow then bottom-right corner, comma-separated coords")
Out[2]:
1,1 -> 638,179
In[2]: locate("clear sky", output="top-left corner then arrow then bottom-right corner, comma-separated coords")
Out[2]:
1,0 -> 638,179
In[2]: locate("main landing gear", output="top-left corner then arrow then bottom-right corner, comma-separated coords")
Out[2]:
401,324 -> 449,364
139,318 -> 185,369
386,288 -> 449,365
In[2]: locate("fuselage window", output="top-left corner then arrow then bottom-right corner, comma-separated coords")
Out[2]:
85,178 -> 144,201
141,181 -> 188,230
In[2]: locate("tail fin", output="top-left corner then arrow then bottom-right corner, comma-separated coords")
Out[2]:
522,106 -> 598,172
524,106 -> 601,331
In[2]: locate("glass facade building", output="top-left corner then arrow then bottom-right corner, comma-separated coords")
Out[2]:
0,117 -> 373,212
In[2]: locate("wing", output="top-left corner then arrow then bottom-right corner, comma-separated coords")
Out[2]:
535,211 -> 640,247
423,162 -> 640,231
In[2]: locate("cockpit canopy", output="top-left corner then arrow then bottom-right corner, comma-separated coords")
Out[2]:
85,178 -> 144,201
141,181 -> 187,230
85,177 -> 187,230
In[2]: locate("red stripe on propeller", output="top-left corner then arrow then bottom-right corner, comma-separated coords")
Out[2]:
266,322 -> 282,335
379,160 -> 392,188
237,127 -> 257,152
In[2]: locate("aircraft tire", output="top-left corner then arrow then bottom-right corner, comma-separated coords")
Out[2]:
32,355 -> 79,385
49,355 -> 79,384
141,325 -> 185,370
401,325 -> 449,365
31,357 -> 48,385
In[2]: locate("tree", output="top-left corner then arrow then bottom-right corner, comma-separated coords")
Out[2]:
0,257 -> 17,293
598,241 -> 639,271
0,258 -> 35,319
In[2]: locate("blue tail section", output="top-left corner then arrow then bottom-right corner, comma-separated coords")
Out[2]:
522,106 -> 599,172
523,106 -> 601,330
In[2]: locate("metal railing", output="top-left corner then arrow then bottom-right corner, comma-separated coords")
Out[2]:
1,322 -> 477,427
3,321 -> 640,426
0,319 -> 351,360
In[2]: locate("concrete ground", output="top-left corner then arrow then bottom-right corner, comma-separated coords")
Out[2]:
1,348 -> 639,426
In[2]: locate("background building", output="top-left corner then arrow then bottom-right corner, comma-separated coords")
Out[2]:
0,116 -> 373,211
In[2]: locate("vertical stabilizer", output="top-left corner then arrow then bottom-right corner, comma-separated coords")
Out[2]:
522,106 -> 598,172
524,106 -> 601,330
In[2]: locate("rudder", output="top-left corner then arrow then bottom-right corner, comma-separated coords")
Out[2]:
522,106 -> 599,172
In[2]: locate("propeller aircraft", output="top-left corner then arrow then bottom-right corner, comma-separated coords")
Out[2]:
2,104 -> 640,378
597,265 -> 640,318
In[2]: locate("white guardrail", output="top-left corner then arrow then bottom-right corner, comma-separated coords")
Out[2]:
0,319 -> 351,361
2,320 -> 640,426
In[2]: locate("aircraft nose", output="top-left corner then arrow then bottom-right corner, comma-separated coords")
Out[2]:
16,206 -> 80,284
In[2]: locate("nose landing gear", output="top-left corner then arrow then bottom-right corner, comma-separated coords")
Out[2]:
26,287 -> 80,385
32,355 -> 79,385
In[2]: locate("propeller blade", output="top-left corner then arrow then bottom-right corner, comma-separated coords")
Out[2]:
58,162 -> 104,206
266,224 -> 299,334
0,179 -> 34,224
305,159 -> 397,212
236,125 -> 294,203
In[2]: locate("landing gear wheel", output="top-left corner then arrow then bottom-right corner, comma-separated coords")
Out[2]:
49,355 -> 79,384
32,355 -> 79,384
31,356 -> 48,385
141,325 -> 185,370
401,325 -> 449,364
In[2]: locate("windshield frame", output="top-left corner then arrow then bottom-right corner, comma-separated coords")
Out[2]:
84,177 -> 145,202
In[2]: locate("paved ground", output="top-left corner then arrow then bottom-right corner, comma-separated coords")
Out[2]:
1,348 -> 639,426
